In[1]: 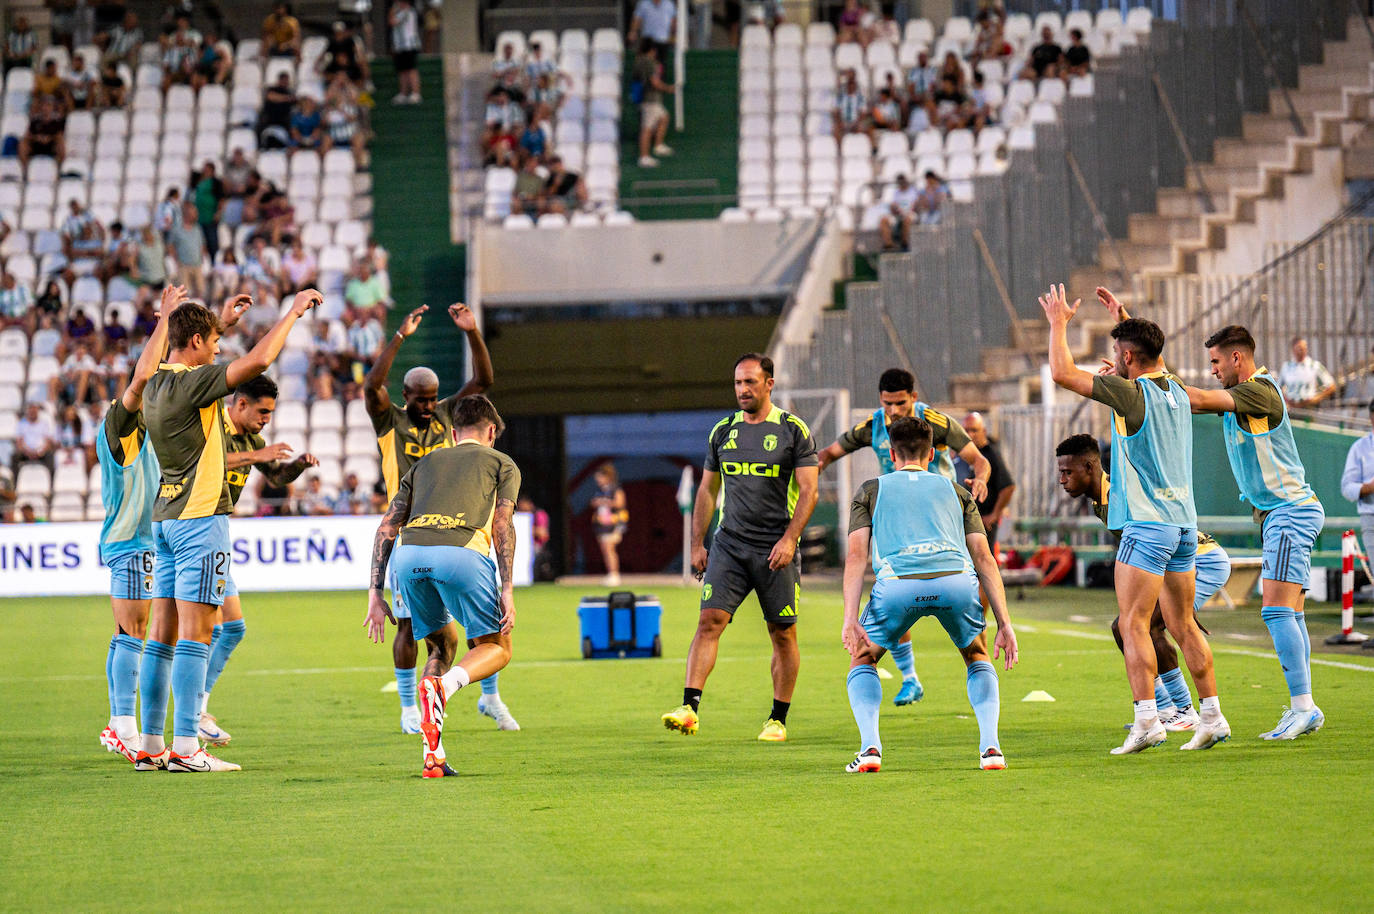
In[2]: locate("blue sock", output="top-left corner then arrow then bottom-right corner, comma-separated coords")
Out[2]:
1159,667 -> 1192,710
1295,611 -> 1312,677
1153,676 -> 1173,709
480,672 -> 499,696
846,665 -> 883,753
105,635 -> 117,716
395,667 -> 417,708
171,640 -> 211,738
203,619 -> 245,697
111,635 -> 143,717
966,660 -> 1000,754
1262,605 -> 1311,698
208,622 -> 223,658
138,640 -> 175,736
888,640 -> 919,684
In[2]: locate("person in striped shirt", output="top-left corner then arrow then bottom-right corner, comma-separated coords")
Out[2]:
389,0 -> 423,104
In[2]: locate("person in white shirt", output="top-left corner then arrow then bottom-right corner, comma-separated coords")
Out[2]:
389,0 -> 423,104
1341,400 -> 1374,571
878,174 -> 919,250
1277,337 -> 1337,408
15,402 -> 57,470
630,0 -> 676,62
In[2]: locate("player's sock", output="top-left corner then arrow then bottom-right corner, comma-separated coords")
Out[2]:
1295,610 -> 1313,679
111,634 -> 143,735
202,618 -> 245,705
1133,698 -> 1158,726
105,634 -> 117,718
769,699 -> 790,725
1152,676 -> 1174,711
138,640 -> 175,742
1199,694 -> 1222,719
170,640 -> 211,754
889,640 -> 919,685
439,664 -> 470,696
1159,668 -> 1192,710
395,667 -> 416,709
966,660 -> 1000,754
1261,606 -> 1312,701
480,673 -> 499,696
683,687 -> 702,713
845,665 -> 883,753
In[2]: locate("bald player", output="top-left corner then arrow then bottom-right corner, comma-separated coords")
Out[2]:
363,302 -> 510,734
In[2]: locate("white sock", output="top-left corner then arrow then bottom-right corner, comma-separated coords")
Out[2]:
112,715 -> 137,742
483,691 -> 501,704
1291,693 -> 1316,712
1133,699 -> 1158,726
440,665 -> 470,696
1199,695 -> 1221,717
140,734 -> 165,754
171,735 -> 199,757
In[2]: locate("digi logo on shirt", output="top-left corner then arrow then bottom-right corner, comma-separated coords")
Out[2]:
719,461 -> 781,477
403,439 -> 452,459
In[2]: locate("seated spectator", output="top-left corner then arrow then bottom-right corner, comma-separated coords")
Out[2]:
259,72 -> 297,149
62,200 -> 106,263
168,202 -> 207,298
344,304 -> 384,369
482,87 -> 524,158
14,402 -> 57,470
528,72 -> 564,115
34,280 -> 64,325
518,118 -> 547,160
212,249 -> 243,301
192,29 -> 234,89
361,236 -> 389,296
155,187 -> 182,239
130,225 -> 168,290
31,315 -> 62,357
969,72 -> 994,128
540,156 -> 587,214
98,11 -> 143,68
64,53 -> 97,110
4,16 -> 37,73
101,310 -> 129,353
937,51 -> 967,94
1064,29 -> 1092,77
906,95 -> 935,136
0,271 -> 33,330
344,258 -> 389,316
329,472 -> 366,515
281,235 -> 317,293
0,465 -> 14,522
66,306 -> 98,347
242,235 -> 284,299
906,50 -> 938,104
98,61 -> 127,109
1025,26 -> 1063,80
836,0 -> 869,47
322,78 -> 368,168
98,221 -> 136,284
871,86 -> 902,132
491,42 -> 522,92
298,474 -> 334,515
20,96 -> 67,171
322,20 -> 368,87
833,70 -> 871,142
878,173 -> 919,251
131,296 -> 158,340
55,404 -> 86,467
513,154 -> 545,216
81,399 -> 102,467
160,14 -> 202,89
17,502 -> 42,523
914,170 -> 949,225
255,181 -> 296,247
262,2 -> 302,60
524,41 -> 557,86
933,75 -> 968,129
54,343 -> 99,404
224,147 -> 255,196
33,58 -> 63,101
289,93 -> 325,152
971,11 -> 1013,63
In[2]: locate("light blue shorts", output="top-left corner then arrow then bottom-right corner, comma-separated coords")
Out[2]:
387,560 -> 409,620
1194,545 -> 1230,611
1117,523 -> 1197,576
1261,500 -> 1325,586
152,516 -> 234,606
860,571 -> 985,651
393,543 -> 500,642
107,550 -> 154,601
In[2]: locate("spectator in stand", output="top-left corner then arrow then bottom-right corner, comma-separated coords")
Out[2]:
634,40 -> 675,169
523,41 -> 557,87
541,155 -> 587,214
529,71 -> 564,115
906,93 -> 935,136
211,248 -> 243,301
192,29 -> 234,89
281,235 -> 318,293
1064,29 -> 1092,77
160,14 -> 202,89
34,280 -> 64,327
289,93 -> 325,153
98,61 -> 127,108
62,200 -> 106,264
33,58 -> 64,101
389,0 -> 423,105
101,308 -> 129,352
971,10 -> 1013,63
833,69 -> 871,142
836,0 -> 869,47
66,307 -> 98,348
168,201 -> 207,298
517,495 -> 552,579
259,72 -> 297,149
99,11 -> 142,67
99,221 -> 135,283
322,20 -> 369,88
1278,336 -> 1338,408
1341,400 -> 1374,568
4,16 -> 37,73
14,402 -> 57,471
491,42 -> 523,95
933,74 -> 969,130
242,234 -> 283,299
937,51 -> 967,93
629,0 -> 676,69
0,466 -> 15,523
131,297 -> 158,339
969,71 -> 993,128
345,304 -> 384,370
878,173 -> 919,251
344,258 -> 389,316
54,342 -> 99,404
299,474 -> 335,515
322,79 -> 369,167
513,154 -> 544,217
80,399 -> 102,466
224,147 -> 254,196
1025,25 -> 1063,81
155,186 -> 182,239
263,2 -> 302,59
517,117 -> 546,160
64,53 -> 97,110
0,271 -> 33,330
871,86 -> 902,132
906,49 -> 938,104
362,236 -> 390,294
20,95 -> 67,172
330,472 -> 366,514
130,224 -> 168,290
191,161 -> 225,263
915,170 -> 948,225
481,86 -> 524,158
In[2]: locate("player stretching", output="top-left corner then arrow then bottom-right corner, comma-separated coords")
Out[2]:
364,396 -> 519,778
96,285 -> 177,762
662,353 -> 819,741
817,367 -> 992,706
1055,433 -> 1233,731
192,374 -> 320,746
1041,284 -> 1228,753
363,303 -> 514,733
138,289 -> 321,773
1185,325 -> 1326,740
841,416 -> 1017,771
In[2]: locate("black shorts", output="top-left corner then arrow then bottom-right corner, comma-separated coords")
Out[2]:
393,49 -> 418,73
700,529 -> 800,624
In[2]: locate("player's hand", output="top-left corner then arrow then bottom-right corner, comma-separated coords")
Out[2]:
1037,283 -> 1079,326
994,624 -> 1018,670
294,452 -> 320,468
398,304 -> 428,337
219,293 -> 252,328
965,475 -> 989,503
1095,286 -> 1128,322
498,585 -> 515,634
290,288 -> 324,317
842,619 -> 875,660
261,442 -> 293,462
690,544 -> 709,578
448,302 -> 476,331
159,283 -> 188,316
767,536 -> 797,571
1097,358 -> 1117,376
364,590 -> 396,643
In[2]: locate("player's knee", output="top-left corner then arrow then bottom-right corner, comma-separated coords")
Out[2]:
695,610 -> 729,636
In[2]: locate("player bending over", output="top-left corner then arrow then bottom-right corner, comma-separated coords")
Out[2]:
365,395 -> 519,778
841,416 -> 1017,772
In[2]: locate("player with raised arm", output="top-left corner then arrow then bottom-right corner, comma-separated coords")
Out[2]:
842,416 -> 1017,772
1041,284 -> 1228,754
1055,433 -> 1232,732
817,367 -> 992,706
1184,325 -> 1327,740
137,287 -> 322,773
364,395 -> 519,778
662,353 -> 819,741
362,302 -> 514,733
191,373 -> 320,746
95,284 -> 179,763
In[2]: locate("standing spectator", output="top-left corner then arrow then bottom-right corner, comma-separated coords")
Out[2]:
19,96 -> 67,172
1024,26 -> 1063,81
155,186 -> 183,239
523,41 -> 557,87
1278,337 -> 1338,408
262,2 -> 302,59
131,224 -> 168,289
0,271 -> 33,330
634,40 -> 675,167
1341,400 -> 1374,573
211,248 -> 243,301
289,93 -> 325,152
64,53 -> 97,110
954,411 -> 1016,554
590,461 -> 628,586
191,161 -> 225,264
4,16 -> 37,73
517,495 -> 553,580
168,201 -> 207,298
14,402 -> 57,470
321,20 -> 368,88
388,0 -> 423,105
630,0 -> 676,65
1064,29 -> 1092,77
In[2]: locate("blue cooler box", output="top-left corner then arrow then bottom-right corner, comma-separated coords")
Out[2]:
578,591 -> 662,658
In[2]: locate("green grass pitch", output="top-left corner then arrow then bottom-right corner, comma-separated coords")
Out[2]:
1,583 -> 1370,911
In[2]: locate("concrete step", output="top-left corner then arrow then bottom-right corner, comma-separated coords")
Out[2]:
1269,87 -> 1346,115
978,346 -> 1039,377
1155,187 -> 1230,217
1101,240 -> 1175,272
1298,63 -> 1372,92
949,372 -> 1028,408
1069,264 -> 1132,296
1127,212 -> 1203,245
1241,111 -> 1314,143
1211,137 -> 1291,168
1185,163 -> 1260,192
1320,38 -> 1374,69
